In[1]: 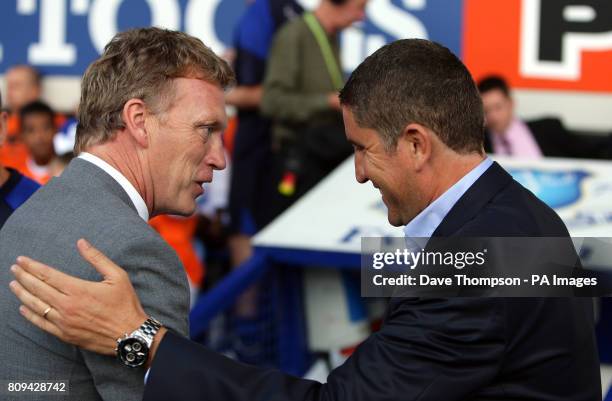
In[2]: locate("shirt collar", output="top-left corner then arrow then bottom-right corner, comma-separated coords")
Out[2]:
78,152 -> 149,221
403,157 -> 493,238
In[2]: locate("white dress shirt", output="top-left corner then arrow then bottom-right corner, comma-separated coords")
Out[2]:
78,152 -> 149,221
403,157 -> 493,239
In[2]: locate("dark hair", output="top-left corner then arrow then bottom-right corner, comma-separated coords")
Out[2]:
477,75 -> 510,97
339,39 -> 484,154
20,100 -> 55,124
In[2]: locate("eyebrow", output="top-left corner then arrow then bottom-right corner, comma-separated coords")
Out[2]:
194,119 -> 227,131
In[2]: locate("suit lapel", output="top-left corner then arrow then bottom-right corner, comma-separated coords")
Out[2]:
382,162 -> 515,317
432,162 -> 513,237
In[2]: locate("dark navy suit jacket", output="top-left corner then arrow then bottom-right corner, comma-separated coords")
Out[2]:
144,162 -> 601,401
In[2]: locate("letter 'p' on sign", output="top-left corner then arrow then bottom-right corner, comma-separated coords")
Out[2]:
520,0 -> 612,80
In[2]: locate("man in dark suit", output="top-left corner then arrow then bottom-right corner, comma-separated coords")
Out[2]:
8,40 -> 601,401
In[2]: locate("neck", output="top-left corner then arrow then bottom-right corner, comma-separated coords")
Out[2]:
313,3 -> 338,34
497,118 -> 516,136
426,151 -> 486,204
0,166 -> 9,187
85,138 -> 153,215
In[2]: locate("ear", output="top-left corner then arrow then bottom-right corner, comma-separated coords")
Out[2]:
400,123 -> 432,170
0,111 -> 7,147
121,98 -> 149,148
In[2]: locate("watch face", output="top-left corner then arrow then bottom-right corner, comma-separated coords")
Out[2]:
117,337 -> 149,368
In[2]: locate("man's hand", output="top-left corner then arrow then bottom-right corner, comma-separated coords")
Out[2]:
8,239 -> 150,357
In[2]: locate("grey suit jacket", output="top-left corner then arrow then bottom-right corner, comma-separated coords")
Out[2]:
0,158 -> 190,401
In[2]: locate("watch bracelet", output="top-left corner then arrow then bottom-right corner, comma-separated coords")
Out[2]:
137,317 -> 162,343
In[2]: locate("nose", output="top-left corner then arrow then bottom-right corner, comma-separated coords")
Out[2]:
208,134 -> 227,171
354,152 -> 367,184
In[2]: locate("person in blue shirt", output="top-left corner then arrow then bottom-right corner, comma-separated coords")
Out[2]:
227,0 -> 303,240
225,0 -> 303,321
0,91 -> 40,229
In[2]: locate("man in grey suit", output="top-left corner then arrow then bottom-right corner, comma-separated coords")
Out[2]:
0,27 -> 233,400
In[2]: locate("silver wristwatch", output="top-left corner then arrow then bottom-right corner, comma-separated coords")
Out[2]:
116,317 -> 162,368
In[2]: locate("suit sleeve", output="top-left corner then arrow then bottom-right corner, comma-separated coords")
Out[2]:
144,298 -> 506,401
79,234 -> 190,401
260,24 -> 330,123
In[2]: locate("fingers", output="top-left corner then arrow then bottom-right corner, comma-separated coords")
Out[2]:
18,304 -> 64,340
77,239 -> 124,280
18,305 -> 115,356
11,264 -> 66,306
9,280 -> 60,322
14,255 -> 80,295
